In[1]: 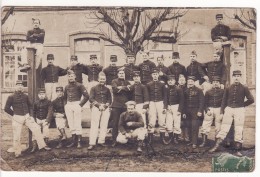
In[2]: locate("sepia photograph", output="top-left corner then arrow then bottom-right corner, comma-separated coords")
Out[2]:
0,1 -> 257,174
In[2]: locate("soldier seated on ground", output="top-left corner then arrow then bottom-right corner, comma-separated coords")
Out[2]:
116,101 -> 146,152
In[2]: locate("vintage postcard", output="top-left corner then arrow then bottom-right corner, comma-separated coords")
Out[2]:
0,0 -> 257,175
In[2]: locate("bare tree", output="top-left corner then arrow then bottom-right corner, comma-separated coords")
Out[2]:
233,8 -> 256,30
87,7 -> 188,56
1,7 -> 15,25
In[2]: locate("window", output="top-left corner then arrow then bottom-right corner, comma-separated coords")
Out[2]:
2,39 -> 28,88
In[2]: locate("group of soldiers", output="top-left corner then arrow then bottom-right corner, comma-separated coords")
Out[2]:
4,14 -> 254,158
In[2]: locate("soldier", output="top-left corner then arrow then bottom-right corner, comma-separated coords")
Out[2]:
199,76 -> 224,147
88,72 -> 112,150
68,55 -> 89,84
186,50 -> 208,87
117,101 -> 146,152
165,75 -> 184,144
129,71 -> 149,127
124,53 -> 140,84
110,67 -> 131,146
4,81 -> 51,158
168,52 -> 187,84
41,54 -> 67,101
203,51 -> 227,92
211,14 -> 231,43
209,70 -> 254,156
103,55 -> 119,88
183,76 -> 204,148
87,55 -> 103,93
31,88 -> 53,153
156,56 -> 169,84
64,70 -> 89,148
26,18 -> 45,44
146,68 -> 167,144
138,51 -> 156,85
177,75 -> 189,142
52,86 -> 67,149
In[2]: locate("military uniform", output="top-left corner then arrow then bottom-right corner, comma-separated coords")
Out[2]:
89,83 -> 112,147
157,64 -> 169,84
41,54 -> 67,101
205,61 -> 227,84
26,27 -> 45,44
110,75 -> 131,143
124,63 -> 140,83
139,60 -> 156,85
183,76 -> 204,147
87,55 -> 103,93
168,52 -> 187,83
64,71 -> 89,147
186,61 -> 206,85
68,63 -> 89,84
52,90 -> 66,130
4,81 -> 49,156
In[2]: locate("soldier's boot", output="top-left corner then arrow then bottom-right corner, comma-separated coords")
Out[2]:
199,134 -> 208,147
60,128 -> 67,141
137,140 -> 143,153
160,132 -> 166,144
164,132 -> 173,145
173,134 -> 179,144
234,142 -> 243,157
178,131 -> 184,141
77,135 -> 83,148
209,138 -> 223,153
66,134 -> 76,148
184,128 -> 190,142
30,140 -> 38,153
147,133 -> 154,144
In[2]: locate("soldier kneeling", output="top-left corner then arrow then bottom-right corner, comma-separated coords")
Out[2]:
116,101 -> 146,152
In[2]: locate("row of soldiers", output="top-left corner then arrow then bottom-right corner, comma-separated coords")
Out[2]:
4,48 -> 254,157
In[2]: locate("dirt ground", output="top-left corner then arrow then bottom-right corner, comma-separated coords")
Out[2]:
1,111 -> 255,172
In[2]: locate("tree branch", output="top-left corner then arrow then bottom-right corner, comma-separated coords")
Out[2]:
234,14 -> 256,30
99,36 -> 126,50
132,9 -> 141,39
2,7 -> 14,25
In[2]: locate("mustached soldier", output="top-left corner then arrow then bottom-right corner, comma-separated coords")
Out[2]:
88,72 -> 112,150
138,51 -> 156,85
124,53 -> 140,85
68,55 -> 89,84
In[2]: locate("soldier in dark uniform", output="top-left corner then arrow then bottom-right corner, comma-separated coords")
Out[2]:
211,14 -> 231,42
4,81 -> 51,157
146,68 -> 167,144
186,50 -> 208,87
138,51 -> 156,85
183,76 -> 204,148
41,54 -> 67,101
209,70 -> 254,156
168,52 -> 187,83
68,55 -> 89,84
156,56 -> 169,84
110,67 -> 132,146
52,86 -> 67,149
26,18 -> 45,44
165,75 -> 184,144
87,54 -> 103,93
103,55 -> 120,87
124,54 -> 140,84
64,70 -> 89,148
129,71 -> 149,127
117,101 -> 146,152
199,76 -> 224,148
203,51 -> 227,92
31,88 -> 53,152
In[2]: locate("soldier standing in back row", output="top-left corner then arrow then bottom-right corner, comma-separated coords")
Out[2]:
156,56 -> 169,84
209,70 -> 254,156
138,51 -> 156,85
211,14 -> 231,43
87,55 -> 103,93
124,54 -> 140,85
68,55 -> 89,84
64,70 -> 89,148
41,54 -> 67,101
183,76 -> 204,149
103,55 -> 119,88
168,52 -> 187,84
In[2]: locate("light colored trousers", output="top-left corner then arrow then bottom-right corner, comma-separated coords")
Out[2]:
89,107 -> 110,145
136,103 -> 146,127
148,101 -> 166,133
32,118 -> 49,141
166,104 -> 181,134
21,43 -> 43,69
64,101 -> 82,135
12,114 -> 46,155
201,107 -> 222,136
116,128 -> 146,144
45,82 -> 59,101
55,116 -> 67,129
216,107 -> 245,143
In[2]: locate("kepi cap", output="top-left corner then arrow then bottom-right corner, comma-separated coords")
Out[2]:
125,101 -> 136,106
216,14 -> 223,19
56,87 -> 63,92
211,76 -> 221,82
110,55 -> 117,62
172,52 -> 180,59
38,88 -> 46,93
90,54 -> 97,59
47,54 -> 54,60
167,75 -> 176,80
190,50 -> 197,56
151,68 -> 159,73
70,55 -> 78,60
133,71 -> 140,77
187,76 -> 196,81
232,70 -> 242,76
67,69 -> 75,75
